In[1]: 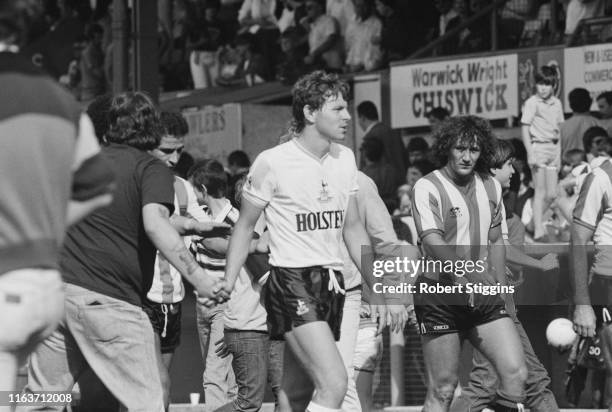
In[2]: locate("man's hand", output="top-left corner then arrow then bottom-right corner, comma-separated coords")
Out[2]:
214,337 -> 231,358
573,304 -> 597,337
195,277 -> 231,307
370,304 -> 388,335
406,305 -> 417,326
255,231 -> 270,253
538,253 -> 559,272
386,304 -> 408,334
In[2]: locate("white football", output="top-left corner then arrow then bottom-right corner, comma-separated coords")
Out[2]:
546,318 -> 577,348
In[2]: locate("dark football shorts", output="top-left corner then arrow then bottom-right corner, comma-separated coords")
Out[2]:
590,274 -> 612,327
265,266 -> 345,341
414,275 -> 509,335
142,299 -> 182,353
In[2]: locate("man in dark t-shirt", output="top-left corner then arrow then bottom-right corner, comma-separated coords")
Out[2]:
22,92 -> 229,412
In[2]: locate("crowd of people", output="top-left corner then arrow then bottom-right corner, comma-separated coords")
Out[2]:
18,0 -> 612,99
7,1 -> 612,412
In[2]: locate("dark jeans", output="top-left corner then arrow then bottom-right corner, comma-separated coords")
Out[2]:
220,331 -> 283,412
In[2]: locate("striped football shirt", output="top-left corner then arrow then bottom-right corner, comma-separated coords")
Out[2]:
411,168 -> 503,275
573,159 -> 612,276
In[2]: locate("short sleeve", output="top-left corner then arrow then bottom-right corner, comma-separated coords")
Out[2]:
573,172 -> 606,230
141,159 -> 175,215
411,179 -> 444,240
521,97 -> 536,125
242,152 -> 277,208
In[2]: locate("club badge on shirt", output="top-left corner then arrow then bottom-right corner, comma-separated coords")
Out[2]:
318,181 -> 332,203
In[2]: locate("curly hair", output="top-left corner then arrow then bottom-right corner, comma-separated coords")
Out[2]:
430,116 -> 496,176
86,93 -> 113,143
106,92 -> 163,151
160,111 -> 189,137
291,70 -> 350,134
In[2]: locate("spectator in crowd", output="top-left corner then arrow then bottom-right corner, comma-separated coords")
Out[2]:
344,0 -> 383,73
326,0 -> 356,41
404,136 -> 430,167
459,0 -> 491,53
565,0 -> 605,36
22,92 -> 229,411
301,0 -> 344,72
238,0 -> 280,80
357,100 -> 406,179
597,91 -> 612,137
583,126 -> 609,163
499,0 -> 538,48
79,22 -> 105,102
360,137 -> 400,212
374,0 -> 411,63
426,106 -> 451,135
187,0 -> 229,89
216,33 -> 267,87
238,0 -> 278,29
277,0 -> 307,33
406,159 -> 436,189
561,88 -> 599,157
430,0 -> 463,55
277,26 -> 308,84
521,65 -> 564,242
0,0 -> 113,397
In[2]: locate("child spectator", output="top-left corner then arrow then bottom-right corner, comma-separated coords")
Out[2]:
521,65 -> 564,242
561,88 -> 599,157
